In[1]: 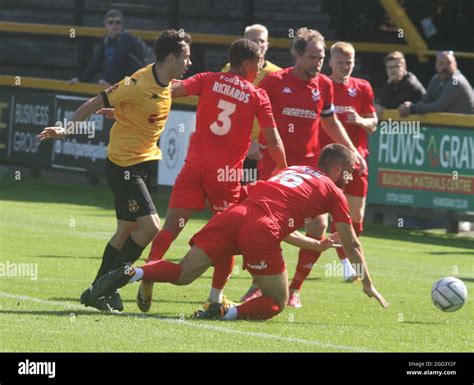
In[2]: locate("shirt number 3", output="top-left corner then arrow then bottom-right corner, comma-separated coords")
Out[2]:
210,99 -> 236,136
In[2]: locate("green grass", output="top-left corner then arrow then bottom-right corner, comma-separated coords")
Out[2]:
0,177 -> 473,352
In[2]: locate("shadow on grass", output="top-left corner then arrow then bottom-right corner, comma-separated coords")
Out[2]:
35,255 -> 100,260
457,277 -> 474,282
0,179 -> 212,222
425,251 -> 474,256
399,321 -> 448,325
363,224 -> 474,251
48,297 -> 203,305
0,309 -> 182,320
2,180 -> 472,251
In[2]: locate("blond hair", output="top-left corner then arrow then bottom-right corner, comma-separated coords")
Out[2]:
244,24 -> 268,39
291,27 -> 325,56
330,41 -> 355,57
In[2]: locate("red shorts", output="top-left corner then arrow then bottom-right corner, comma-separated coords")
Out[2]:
169,161 -> 242,213
258,153 -> 319,181
190,201 -> 286,276
343,167 -> 368,197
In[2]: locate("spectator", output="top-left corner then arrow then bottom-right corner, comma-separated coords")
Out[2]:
375,51 -> 425,117
398,51 -> 473,116
69,9 -> 142,87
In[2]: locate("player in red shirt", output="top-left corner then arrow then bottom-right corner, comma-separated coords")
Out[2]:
286,42 -> 379,307
240,28 -> 368,304
137,39 -> 287,312
83,144 -> 388,320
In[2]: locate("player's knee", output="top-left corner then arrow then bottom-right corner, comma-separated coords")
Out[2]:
111,226 -> 136,247
262,290 -> 287,311
174,266 -> 197,286
351,211 -> 364,224
305,218 -> 328,237
279,292 -> 289,311
140,219 -> 161,241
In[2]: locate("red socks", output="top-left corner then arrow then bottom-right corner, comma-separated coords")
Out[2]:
333,222 -> 363,260
289,235 -> 322,292
147,229 -> 176,262
141,260 -> 182,283
236,296 -> 281,320
211,255 -> 235,290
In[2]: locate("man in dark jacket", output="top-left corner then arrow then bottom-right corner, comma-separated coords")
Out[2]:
69,9 -> 141,87
399,51 -> 474,116
375,51 -> 425,117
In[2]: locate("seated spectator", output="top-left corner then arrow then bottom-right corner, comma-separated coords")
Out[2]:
69,9 -> 142,87
375,51 -> 425,117
398,51 -> 473,116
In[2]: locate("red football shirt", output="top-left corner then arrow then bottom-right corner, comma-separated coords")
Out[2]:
246,165 -> 352,238
181,71 -> 276,170
258,67 -> 335,160
318,77 -> 375,157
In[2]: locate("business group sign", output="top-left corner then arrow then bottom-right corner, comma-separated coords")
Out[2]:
368,122 -> 474,212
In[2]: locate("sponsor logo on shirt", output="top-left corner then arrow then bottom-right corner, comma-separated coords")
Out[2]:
334,105 -> 354,114
282,107 -> 317,119
348,87 -> 357,97
219,75 -> 250,90
282,86 -> 293,94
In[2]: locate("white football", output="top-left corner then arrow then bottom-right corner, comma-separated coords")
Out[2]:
431,277 -> 468,312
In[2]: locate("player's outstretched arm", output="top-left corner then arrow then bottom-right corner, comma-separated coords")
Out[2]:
261,125 -> 287,171
171,80 -> 189,98
334,222 -> 389,308
283,230 -> 339,252
38,94 -> 104,141
321,115 -> 367,174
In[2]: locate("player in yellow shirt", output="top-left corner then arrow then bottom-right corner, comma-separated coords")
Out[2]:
222,24 -> 281,174
38,29 -> 192,312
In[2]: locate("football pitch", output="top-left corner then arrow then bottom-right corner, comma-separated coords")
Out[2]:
0,177 -> 472,352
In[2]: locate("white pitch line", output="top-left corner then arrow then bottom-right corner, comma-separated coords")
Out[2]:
0,292 -> 372,352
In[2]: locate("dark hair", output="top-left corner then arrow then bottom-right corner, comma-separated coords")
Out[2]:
318,144 -> 356,170
104,9 -> 123,21
384,51 -> 405,64
228,39 -> 261,68
291,27 -> 325,57
154,29 -> 192,63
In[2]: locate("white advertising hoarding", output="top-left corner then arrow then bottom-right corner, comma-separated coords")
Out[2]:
157,109 -> 196,186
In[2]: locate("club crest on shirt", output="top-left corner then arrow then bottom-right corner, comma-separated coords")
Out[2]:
128,199 -> 139,213
311,89 -> 320,101
348,87 -> 357,97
